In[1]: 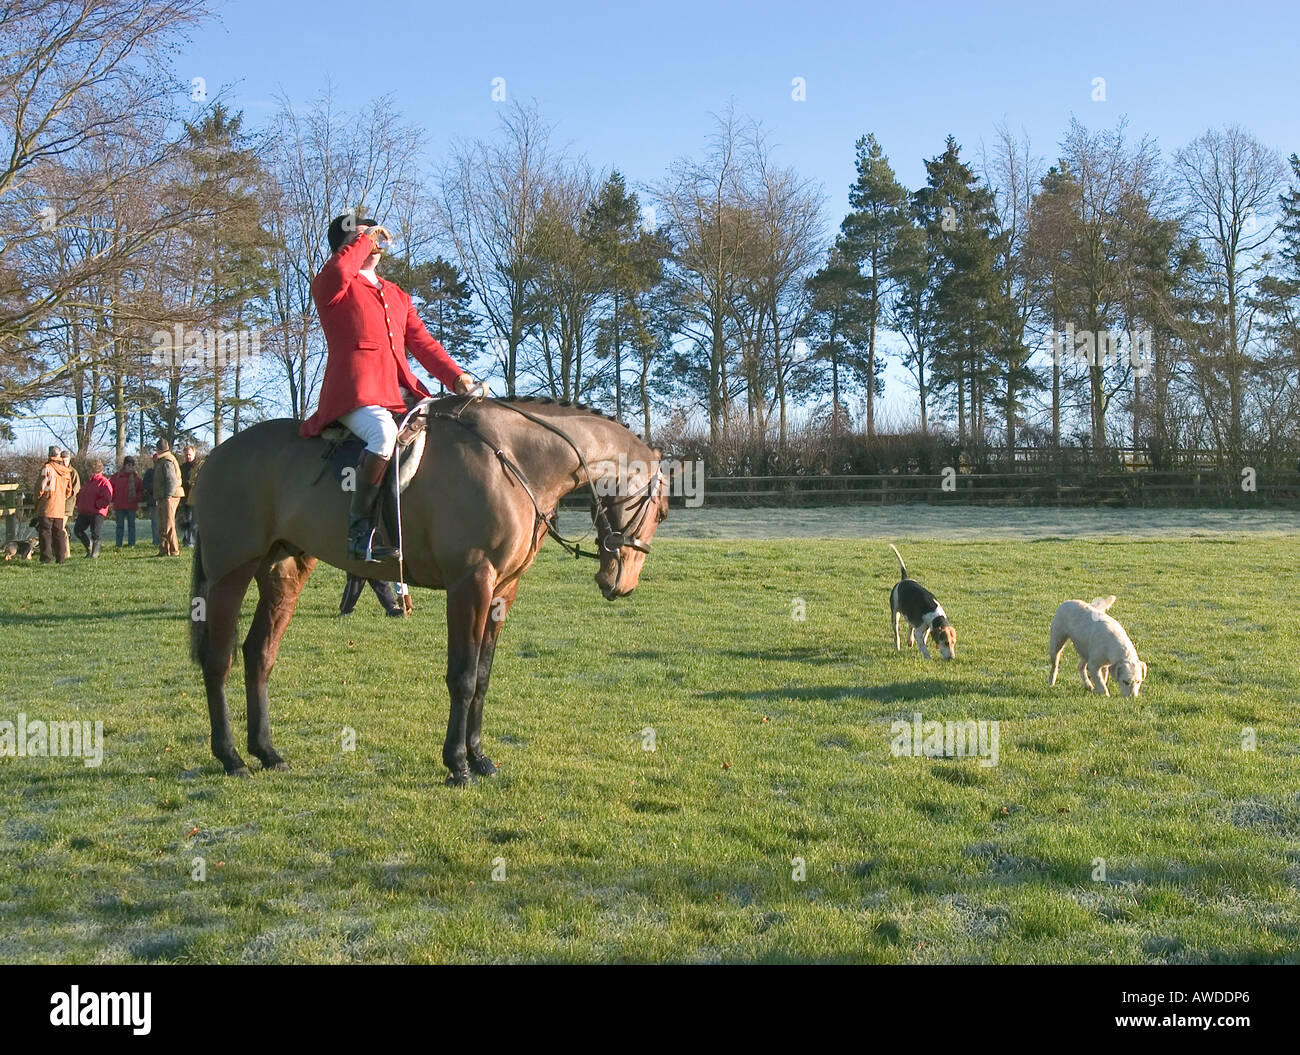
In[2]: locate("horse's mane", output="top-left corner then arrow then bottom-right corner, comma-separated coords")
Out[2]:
499,395 -> 637,436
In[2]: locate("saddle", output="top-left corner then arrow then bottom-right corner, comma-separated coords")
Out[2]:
316,399 -> 434,547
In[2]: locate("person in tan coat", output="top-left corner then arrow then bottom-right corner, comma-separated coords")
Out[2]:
35,445 -> 72,563
153,438 -> 184,557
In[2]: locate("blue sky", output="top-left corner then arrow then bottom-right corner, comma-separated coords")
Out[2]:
185,0 -> 1299,221
14,0 -> 1300,448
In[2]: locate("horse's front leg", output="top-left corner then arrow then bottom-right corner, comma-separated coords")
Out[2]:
443,563 -> 495,785
466,580 -> 519,777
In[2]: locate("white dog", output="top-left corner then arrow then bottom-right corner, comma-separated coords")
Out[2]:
1049,596 -> 1147,697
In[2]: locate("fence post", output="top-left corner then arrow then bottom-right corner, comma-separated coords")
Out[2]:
0,483 -> 18,542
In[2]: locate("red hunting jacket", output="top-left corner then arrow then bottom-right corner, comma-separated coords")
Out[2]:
299,233 -> 465,437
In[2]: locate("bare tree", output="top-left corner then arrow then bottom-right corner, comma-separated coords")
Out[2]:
654,106 -> 754,442
744,125 -> 825,445
263,88 -> 425,416
435,102 -> 556,396
983,124 -> 1044,453
0,0 -> 212,434
1175,126 -> 1287,460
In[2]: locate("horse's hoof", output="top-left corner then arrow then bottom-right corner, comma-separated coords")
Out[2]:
263,760 -> 289,772
445,770 -> 473,787
226,765 -> 251,778
468,755 -> 497,777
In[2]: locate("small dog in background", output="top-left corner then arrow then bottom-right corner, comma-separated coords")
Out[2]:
888,544 -> 956,660
1049,596 -> 1146,697
3,539 -> 35,561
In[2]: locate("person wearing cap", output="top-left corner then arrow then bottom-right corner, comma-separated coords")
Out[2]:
61,450 -> 79,552
179,444 -> 199,547
35,446 -> 72,563
299,214 -> 484,563
153,438 -> 184,556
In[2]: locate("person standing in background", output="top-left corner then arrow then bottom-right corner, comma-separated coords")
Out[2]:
110,455 -> 144,547
153,439 -> 183,557
179,444 -> 198,547
339,573 -> 407,617
140,452 -> 158,546
61,450 -> 79,554
35,445 -> 71,564
73,459 -> 113,558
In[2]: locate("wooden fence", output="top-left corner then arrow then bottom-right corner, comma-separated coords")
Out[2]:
0,483 -> 24,541
689,470 -> 1299,506
562,468 -> 1300,509
5,471 -> 1294,537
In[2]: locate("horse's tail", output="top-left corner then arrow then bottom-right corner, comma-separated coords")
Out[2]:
190,530 -> 207,664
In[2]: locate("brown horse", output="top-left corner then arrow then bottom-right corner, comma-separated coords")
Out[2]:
190,397 -> 669,785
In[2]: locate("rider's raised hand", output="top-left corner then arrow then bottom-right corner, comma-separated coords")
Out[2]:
357,224 -> 393,249
454,373 -> 487,400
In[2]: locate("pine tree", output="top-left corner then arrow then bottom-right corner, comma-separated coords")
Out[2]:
805,237 -> 871,438
1255,154 -> 1300,401
921,136 -> 1003,446
173,104 -> 275,443
386,255 -> 485,388
587,172 -> 669,422
840,134 -> 909,436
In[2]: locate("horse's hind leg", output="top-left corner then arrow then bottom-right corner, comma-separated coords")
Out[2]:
244,549 -> 317,770
200,559 -> 260,776
466,580 -> 518,777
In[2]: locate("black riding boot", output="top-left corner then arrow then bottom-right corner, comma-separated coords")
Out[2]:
346,451 -> 399,563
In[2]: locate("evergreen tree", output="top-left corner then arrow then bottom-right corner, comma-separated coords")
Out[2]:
587,172 -> 670,421
385,255 -> 486,388
804,237 -> 870,437
839,134 -> 909,436
887,202 -> 942,433
1256,154 -> 1300,398
172,104 -> 275,443
921,136 -> 1003,445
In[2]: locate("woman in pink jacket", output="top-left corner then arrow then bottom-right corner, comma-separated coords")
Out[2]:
73,459 -> 113,558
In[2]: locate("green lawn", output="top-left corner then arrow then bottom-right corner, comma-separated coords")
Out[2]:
1,533 -> 1297,963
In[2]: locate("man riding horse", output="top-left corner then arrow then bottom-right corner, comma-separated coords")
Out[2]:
300,214 -> 484,562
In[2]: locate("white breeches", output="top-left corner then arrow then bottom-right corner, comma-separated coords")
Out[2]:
340,405 -> 399,458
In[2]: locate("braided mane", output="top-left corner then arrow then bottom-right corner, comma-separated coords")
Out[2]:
503,395 -> 629,430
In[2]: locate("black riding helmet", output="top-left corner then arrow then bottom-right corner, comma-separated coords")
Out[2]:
327,213 -> 379,254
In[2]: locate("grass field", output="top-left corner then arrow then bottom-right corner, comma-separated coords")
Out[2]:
1,518 -> 1298,963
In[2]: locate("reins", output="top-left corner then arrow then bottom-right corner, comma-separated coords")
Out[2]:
389,396 -> 660,595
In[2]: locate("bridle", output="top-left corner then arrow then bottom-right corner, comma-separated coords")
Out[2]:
427,397 -> 664,581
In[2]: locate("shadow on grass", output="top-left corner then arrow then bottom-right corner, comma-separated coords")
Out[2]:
719,646 -> 867,666
696,679 -> 951,703
0,605 -> 174,627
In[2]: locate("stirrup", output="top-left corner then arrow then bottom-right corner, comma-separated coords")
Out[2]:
347,521 -> 399,563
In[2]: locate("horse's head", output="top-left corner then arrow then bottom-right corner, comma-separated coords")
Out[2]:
592,452 -> 669,600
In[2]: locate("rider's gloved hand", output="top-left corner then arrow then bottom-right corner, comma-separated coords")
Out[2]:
454,374 -> 489,401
